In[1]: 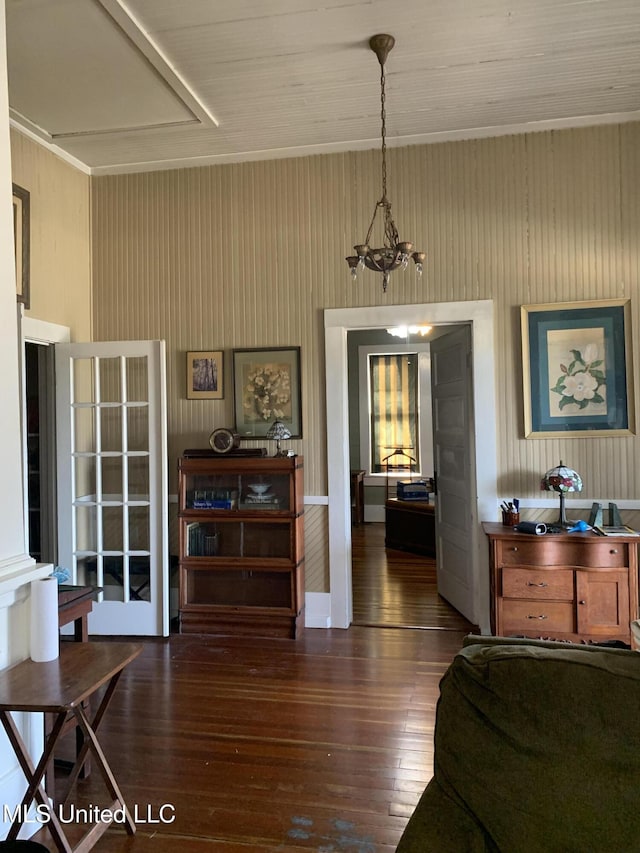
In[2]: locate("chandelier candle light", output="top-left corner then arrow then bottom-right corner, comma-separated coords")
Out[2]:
346,34 -> 425,292
541,460 -> 583,530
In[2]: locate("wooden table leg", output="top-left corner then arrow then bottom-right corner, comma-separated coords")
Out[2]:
72,704 -> 136,836
56,671 -> 135,839
0,710 -> 74,852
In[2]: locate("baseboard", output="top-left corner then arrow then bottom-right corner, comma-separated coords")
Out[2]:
365,505 -> 385,523
305,592 -> 331,628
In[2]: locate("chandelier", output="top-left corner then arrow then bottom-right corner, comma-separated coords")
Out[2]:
346,34 -> 425,293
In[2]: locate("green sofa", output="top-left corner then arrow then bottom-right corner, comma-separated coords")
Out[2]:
396,635 -> 640,853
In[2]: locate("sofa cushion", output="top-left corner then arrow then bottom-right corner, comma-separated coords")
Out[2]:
399,636 -> 640,853
397,776 -> 499,853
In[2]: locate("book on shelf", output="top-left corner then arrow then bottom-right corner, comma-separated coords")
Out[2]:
594,524 -> 640,537
192,498 -> 237,509
185,522 -> 199,556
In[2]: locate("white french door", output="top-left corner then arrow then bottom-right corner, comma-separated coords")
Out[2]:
55,340 -> 169,636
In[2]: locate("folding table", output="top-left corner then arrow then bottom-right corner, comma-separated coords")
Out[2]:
0,642 -> 142,852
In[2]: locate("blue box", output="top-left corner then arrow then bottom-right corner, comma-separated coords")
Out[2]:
397,480 -> 429,500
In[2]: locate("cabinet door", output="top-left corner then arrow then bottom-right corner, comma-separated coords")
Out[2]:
576,570 -> 630,637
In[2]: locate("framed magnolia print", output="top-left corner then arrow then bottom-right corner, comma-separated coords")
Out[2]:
233,346 -> 302,438
521,299 -> 635,438
12,183 -> 30,309
186,350 -> 224,399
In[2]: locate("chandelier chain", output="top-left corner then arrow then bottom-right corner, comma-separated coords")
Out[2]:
345,34 -> 425,290
380,62 -> 387,200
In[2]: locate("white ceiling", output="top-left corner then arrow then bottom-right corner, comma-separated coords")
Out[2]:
6,0 -> 640,176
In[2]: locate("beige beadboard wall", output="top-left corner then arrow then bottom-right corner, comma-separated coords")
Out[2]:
10,130 -> 91,340
92,122 -> 640,502
90,123 -> 639,591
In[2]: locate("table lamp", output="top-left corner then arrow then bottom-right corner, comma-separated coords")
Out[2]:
266,419 -> 292,456
541,460 -> 582,529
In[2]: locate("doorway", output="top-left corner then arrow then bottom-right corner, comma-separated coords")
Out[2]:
24,341 -> 57,564
347,324 -> 475,630
22,318 -> 71,566
324,300 -> 498,633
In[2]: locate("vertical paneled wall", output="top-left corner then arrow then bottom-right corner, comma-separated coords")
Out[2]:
90,123 -> 640,590
11,131 -> 91,339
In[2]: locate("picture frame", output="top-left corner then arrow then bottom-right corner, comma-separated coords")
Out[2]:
186,351 -> 224,399
521,299 -> 635,438
232,346 -> 302,438
12,183 -> 30,309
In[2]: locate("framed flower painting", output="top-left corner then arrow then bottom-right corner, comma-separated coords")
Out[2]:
521,299 -> 635,438
232,347 -> 302,438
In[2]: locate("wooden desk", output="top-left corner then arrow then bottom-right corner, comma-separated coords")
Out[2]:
0,642 -> 142,852
385,498 -> 436,557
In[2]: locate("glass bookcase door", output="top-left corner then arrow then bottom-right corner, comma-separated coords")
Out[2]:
184,472 -> 291,511
186,569 -> 292,609
183,519 -> 292,560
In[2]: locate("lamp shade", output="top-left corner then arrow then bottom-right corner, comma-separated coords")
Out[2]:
541,460 -> 582,529
266,419 -> 292,456
266,420 -> 291,442
541,461 -> 582,494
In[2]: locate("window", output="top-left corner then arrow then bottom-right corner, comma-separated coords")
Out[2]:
358,343 -> 433,478
369,353 -> 419,472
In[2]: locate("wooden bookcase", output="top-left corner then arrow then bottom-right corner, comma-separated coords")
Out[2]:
178,454 -> 304,637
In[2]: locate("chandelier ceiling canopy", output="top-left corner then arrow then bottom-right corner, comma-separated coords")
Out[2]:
346,34 -> 425,293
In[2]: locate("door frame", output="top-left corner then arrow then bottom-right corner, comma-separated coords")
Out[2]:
324,300 -> 497,633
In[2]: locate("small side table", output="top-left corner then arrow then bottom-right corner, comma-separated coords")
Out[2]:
350,470 -> 365,525
57,585 -> 97,643
0,642 -> 142,853
47,585 -> 100,789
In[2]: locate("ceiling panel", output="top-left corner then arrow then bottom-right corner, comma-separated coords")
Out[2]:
6,0 -> 640,174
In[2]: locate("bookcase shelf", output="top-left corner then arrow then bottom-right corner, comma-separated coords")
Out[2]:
178,454 -> 305,637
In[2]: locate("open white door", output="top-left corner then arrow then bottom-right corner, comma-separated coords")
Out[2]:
55,340 -> 169,636
430,325 -> 476,623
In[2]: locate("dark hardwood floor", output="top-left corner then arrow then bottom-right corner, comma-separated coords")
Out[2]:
33,523 -> 475,852
352,521 -> 475,632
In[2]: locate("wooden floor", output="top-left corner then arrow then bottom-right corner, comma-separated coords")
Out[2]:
352,521 -> 475,632
33,524 -> 476,852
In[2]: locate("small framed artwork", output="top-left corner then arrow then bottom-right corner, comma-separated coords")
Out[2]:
186,351 -> 224,400
233,346 -> 302,438
521,299 -> 635,438
12,183 -> 30,309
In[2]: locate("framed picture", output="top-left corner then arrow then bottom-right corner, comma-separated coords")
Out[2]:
521,299 -> 635,438
233,346 -> 302,438
12,183 -> 30,309
186,351 -> 224,399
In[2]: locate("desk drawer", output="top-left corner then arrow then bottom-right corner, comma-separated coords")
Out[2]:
502,568 -> 573,600
499,539 -> 628,568
502,600 -> 574,634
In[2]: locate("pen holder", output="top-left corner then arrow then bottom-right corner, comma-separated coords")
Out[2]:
501,510 -> 520,526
